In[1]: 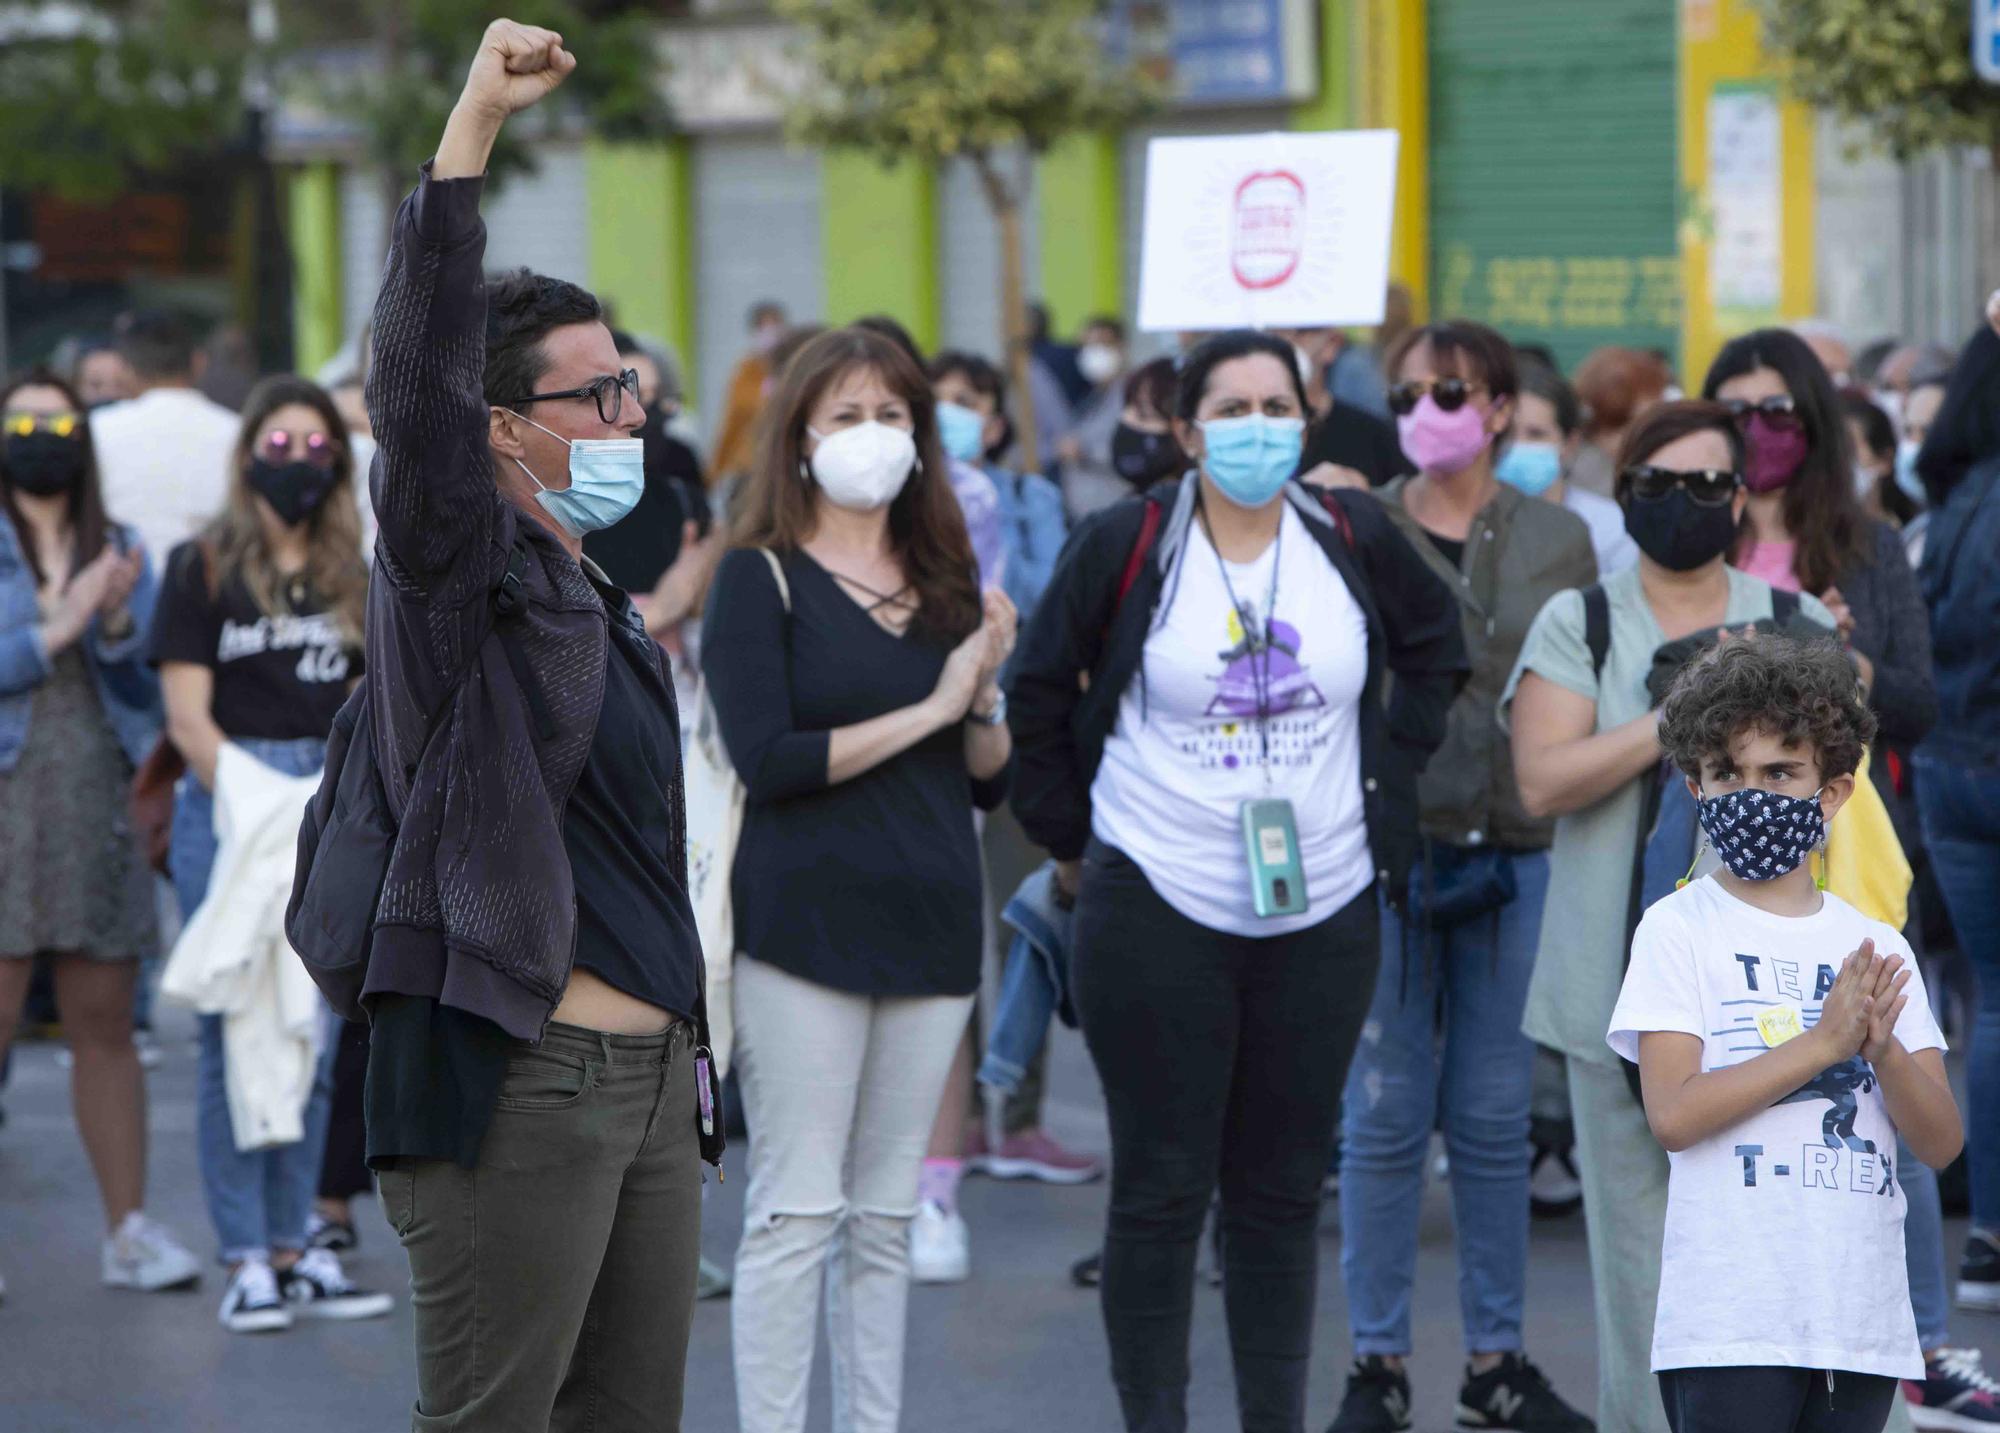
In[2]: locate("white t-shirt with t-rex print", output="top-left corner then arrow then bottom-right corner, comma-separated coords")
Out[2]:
1608,877 -> 1946,1379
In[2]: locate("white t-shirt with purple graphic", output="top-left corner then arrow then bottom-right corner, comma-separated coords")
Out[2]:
1608,877 -> 1945,1378
1092,504 -> 1370,936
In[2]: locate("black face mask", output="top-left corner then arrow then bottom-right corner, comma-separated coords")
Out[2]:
248,458 -> 341,527
1111,422 -> 1181,489
1621,488 -> 1739,572
3,432 -> 87,498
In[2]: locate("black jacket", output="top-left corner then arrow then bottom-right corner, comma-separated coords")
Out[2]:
1007,478 -> 1468,908
1917,324 -> 2000,765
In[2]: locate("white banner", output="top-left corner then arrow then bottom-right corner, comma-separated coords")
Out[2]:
1136,130 -> 1399,333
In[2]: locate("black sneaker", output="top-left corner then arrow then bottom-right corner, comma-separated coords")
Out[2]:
1456,1353 -> 1594,1431
1905,1345 -> 2000,1429
1326,1356 -> 1413,1432
1960,1229 -> 2000,1313
279,1249 -> 393,1321
1069,1251 -> 1101,1288
305,1211 -> 357,1254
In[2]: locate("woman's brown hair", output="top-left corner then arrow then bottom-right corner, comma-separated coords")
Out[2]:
204,375 -> 368,644
1575,347 -> 1674,442
1612,399 -> 1748,497
0,369 -> 110,585
731,327 -> 980,643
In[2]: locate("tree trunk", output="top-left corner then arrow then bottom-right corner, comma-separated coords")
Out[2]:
973,151 -> 1040,474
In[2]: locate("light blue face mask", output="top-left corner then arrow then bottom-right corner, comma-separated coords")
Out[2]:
935,400 -> 987,464
505,410 -> 644,539
1893,439 -> 1926,504
1496,440 -> 1563,497
1197,414 -> 1305,508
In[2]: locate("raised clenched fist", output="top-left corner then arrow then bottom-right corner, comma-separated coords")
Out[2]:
457,19 -> 576,124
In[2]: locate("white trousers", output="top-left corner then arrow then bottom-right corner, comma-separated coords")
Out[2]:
730,957 -> 974,1433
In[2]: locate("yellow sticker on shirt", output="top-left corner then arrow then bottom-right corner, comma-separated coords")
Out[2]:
1756,1006 -> 1804,1048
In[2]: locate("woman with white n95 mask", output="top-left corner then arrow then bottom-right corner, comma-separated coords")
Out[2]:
699,326 -> 1015,1433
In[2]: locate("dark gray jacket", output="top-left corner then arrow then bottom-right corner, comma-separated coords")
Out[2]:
1837,519 -> 1936,750
1375,478 -> 1598,851
355,166 -> 686,1041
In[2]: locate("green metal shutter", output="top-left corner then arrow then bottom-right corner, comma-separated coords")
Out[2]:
1427,0 -> 1679,370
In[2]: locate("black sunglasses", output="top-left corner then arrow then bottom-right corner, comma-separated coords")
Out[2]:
1722,395 -> 1799,428
1623,465 -> 1741,507
508,368 -> 642,425
1387,377 -> 1485,416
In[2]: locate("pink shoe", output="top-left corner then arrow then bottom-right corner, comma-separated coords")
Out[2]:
982,1129 -> 1104,1185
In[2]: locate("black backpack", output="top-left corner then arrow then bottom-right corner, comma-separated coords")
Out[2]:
286,547 -> 547,1021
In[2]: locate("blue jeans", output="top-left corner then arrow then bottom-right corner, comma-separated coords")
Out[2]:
1339,849 -> 1550,1357
1902,1138 -> 1950,1350
170,736 -> 334,1262
1916,754 -> 2000,1230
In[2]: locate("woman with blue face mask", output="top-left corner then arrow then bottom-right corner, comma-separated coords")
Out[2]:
1009,328 -> 1468,1432
1327,323 -> 1599,1433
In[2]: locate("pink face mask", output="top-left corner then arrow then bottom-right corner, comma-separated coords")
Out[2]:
1396,395 -> 1492,476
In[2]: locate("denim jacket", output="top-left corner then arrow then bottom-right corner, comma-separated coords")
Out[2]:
984,463 -> 1067,621
0,515 -> 160,774
977,861 -> 1076,1095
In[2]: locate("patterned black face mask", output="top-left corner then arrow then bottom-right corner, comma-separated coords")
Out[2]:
1695,786 -> 1826,882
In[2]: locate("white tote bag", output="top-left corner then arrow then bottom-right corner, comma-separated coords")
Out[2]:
684,548 -> 787,1076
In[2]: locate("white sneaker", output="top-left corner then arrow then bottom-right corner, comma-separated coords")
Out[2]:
219,1257 -> 292,1334
910,1200 -> 970,1284
280,1248 -> 393,1321
101,1212 -> 201,1292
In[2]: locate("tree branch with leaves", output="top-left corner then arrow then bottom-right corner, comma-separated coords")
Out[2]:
775,0 -> 1156,470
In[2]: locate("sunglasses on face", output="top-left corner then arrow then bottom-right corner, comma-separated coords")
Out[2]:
508,369 -> 642,426
3,411 -> 82,439
1723,395 -> 1799,428
1623,465 -> 1742,507
258,429 -> 341,469
1387,378 -> 1486,416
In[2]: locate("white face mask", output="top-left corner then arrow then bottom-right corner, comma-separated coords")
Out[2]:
1078,342 -> 1122,386
807,421 -> 917,510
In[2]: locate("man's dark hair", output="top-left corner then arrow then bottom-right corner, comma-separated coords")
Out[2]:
1658,636 -> 1877,784
1082,314 -> 1127,344
853,314 -> 923,369
748,299 -> 786,330
483,268 -> 604,409
115,309 -> 199,380
1517,355 -> 1581,435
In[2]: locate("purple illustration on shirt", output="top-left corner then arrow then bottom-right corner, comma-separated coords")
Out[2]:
1207,613 -> 1324,719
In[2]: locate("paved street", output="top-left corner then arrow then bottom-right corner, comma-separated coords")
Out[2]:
6,1007 -> 1990,1432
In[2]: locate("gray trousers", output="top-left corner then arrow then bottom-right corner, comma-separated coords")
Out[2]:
378,1021 -> 703,1433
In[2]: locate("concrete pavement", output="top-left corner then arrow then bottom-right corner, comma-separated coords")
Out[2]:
11,1003 -> 1967,1432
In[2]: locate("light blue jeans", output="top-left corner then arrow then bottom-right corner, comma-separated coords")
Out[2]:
170,735 -> 334,1263
1339,849 -> 1550,1356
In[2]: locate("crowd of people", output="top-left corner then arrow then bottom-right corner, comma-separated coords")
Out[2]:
3,21 -> 1999,1433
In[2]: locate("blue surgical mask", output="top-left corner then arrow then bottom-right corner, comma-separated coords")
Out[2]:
1496,440 -> 1563,497
505,410 -> 644,539
1197,415 -> 1305,509
936,401 -> 987,464
1893,438 -> 1926,504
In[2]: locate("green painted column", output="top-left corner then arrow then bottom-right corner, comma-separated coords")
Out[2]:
585,138 -> 696,403
286,163 -> 342,375
820,152 -> 939,349
1291,0 -> 1356,132
1036,132 -> 1122,335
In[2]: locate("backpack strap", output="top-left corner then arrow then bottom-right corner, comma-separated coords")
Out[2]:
1308,484 -> 1356,550
1114,497 -> 1164,612
1582,583 -> 1610,681
1772,587 -> 1800,625
757,546 -> 792,614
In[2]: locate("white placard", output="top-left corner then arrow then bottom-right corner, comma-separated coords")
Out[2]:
1136,130 -> 1399,333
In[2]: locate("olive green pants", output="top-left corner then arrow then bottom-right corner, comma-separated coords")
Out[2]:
378,1021 -> 703,1432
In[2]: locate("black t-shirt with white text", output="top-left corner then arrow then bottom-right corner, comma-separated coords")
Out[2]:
149,540 -> 362,741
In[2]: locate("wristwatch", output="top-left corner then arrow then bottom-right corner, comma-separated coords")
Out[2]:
968,689 -> 1008,727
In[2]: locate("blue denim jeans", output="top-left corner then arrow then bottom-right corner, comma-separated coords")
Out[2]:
170,736 -> 334,1262
1915,753 -> 2000,1230
1339,849 -> 1550,1356
1902,1138 -> 1950,1350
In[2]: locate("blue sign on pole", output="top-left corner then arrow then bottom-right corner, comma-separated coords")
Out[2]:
1977,0 -> 2000,84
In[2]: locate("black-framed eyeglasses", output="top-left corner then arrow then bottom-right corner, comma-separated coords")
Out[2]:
1623,465 -> 1741,507
508,369 -> 641,425
1722,395 -> 1799,429
1387,377 -> 1486,416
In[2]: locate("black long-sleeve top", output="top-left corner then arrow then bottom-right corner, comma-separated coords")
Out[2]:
699,547 -> 1007,997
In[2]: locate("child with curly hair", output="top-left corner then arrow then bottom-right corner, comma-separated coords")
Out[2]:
1609,635 -> 1963,1433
